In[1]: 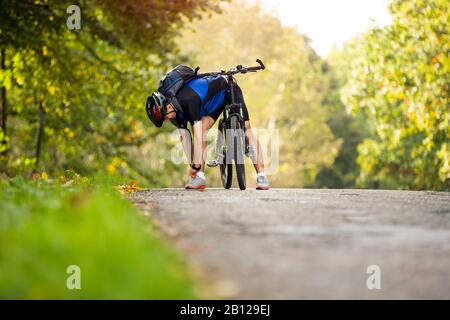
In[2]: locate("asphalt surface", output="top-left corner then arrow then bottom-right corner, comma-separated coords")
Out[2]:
130,188 -> 450,299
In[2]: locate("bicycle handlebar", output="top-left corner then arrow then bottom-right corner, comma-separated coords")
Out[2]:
197,59 -> 266,77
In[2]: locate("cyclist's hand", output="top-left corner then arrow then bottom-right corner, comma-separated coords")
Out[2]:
188,167 -> 197,178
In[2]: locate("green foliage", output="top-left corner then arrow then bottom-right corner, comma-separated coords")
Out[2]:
0,129 -> 8,153
0,0 -> 220,186
1,0 -> 448,191
314,40 -> 369,188
94,0 -> 220,50
0,176 -> 198,299
0,0 -> 219,51
343,0 -> 449,190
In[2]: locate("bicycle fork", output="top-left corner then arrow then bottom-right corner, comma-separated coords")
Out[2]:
207,119 -> 226,167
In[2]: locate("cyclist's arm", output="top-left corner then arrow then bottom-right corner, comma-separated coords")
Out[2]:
178,128 -> 192,165
191,120 -> 204,169
176,86 -> 204,169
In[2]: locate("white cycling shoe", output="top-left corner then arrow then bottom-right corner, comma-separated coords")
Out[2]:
256,174 -> 271,190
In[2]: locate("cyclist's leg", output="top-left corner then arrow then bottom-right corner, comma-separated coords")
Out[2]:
232,84 -> 265,174
245,121 -> 265,173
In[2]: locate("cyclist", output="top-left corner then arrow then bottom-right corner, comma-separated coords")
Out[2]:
147,75 -> 270,190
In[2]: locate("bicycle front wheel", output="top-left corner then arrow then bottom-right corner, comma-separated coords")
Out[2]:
230,116 -> 246,190
219,120 -> 232,189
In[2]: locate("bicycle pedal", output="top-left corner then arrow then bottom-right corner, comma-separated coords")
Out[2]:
207,159 -> 219,167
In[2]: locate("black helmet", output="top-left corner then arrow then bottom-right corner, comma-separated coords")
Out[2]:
146,92 -> 167,128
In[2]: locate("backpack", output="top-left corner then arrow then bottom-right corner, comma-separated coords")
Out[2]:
158,65 -> 200,115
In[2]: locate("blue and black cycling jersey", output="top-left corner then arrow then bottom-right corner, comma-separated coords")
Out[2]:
172,75 -> 249,128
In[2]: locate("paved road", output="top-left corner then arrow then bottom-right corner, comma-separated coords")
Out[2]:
130,188 -> 450,299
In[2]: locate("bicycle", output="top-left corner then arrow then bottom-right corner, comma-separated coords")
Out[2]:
202,59 -> 266,190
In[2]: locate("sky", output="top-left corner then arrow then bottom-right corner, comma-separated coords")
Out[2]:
259,0 -> 392,57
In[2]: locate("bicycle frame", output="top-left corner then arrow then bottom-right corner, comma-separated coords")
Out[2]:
223,75 -> 246,146
200,59 -> 266,164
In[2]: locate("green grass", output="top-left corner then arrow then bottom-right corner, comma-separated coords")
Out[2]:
0,175 -> 198,299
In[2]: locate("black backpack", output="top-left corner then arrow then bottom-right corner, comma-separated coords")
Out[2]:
158,65 -> 200,114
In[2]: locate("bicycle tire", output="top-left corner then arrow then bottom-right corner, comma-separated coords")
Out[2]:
219,120 -> 232,189
231,116 -> 246,190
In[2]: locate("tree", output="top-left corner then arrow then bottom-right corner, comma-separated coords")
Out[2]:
0,0 -> 220,185
343,0 -> 450,190
314,40 -> 369,188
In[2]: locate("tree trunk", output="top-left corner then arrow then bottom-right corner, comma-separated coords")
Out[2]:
35,99 -> 45,167
0,48 -> 7,155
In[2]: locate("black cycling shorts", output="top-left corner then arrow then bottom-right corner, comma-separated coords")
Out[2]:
208,84 -> 250,122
